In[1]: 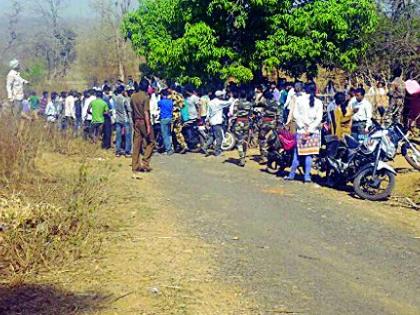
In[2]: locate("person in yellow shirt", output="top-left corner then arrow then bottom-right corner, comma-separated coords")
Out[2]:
330,92 -> 353,140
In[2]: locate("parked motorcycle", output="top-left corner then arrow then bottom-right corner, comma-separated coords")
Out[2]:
320,127 -> 397,201
197,117 -> 237,152
388,124 -> 420,171
266,126 -> 296,175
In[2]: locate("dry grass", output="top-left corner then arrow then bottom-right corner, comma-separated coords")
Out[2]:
0,111 -> 107,286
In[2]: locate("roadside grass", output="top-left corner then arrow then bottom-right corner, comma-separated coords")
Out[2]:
0,112 -> 108,288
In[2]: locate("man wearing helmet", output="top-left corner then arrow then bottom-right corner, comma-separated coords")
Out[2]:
6,59 -> 29,115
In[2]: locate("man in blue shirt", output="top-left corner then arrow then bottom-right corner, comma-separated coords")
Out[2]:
158,89 -> 174,155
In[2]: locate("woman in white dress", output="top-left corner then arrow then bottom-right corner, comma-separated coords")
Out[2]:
285,83 -> 323,183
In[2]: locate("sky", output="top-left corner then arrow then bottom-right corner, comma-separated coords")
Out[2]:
0,0 -> 98,18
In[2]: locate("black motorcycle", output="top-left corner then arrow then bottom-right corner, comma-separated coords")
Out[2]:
318,127 -> 397,201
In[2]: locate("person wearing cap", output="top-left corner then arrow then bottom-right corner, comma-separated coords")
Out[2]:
6,59 -> 29,116
202,90 -> 233,156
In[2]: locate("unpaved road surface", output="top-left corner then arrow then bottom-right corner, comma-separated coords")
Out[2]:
150,153 -> 420,315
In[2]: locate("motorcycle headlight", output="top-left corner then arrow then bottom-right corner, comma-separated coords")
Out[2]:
362,138 -> 377,154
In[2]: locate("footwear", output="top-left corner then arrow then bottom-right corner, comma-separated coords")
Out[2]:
304,179 -> 312,184
284,176 -> 294,181
132,172 -> 142,180
115,153 -> 121,158
179,147 -> 188,154
167,151 -> 175,156
142,165 -> 153,172
125,154 -> 132,158
239,160 -> 246,167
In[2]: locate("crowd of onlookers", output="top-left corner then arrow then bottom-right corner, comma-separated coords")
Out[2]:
6,57 -> 419,180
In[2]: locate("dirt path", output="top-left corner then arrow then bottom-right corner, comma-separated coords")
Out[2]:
34,151 -> 419,315
49,155 -> 258,315
133,152 -> 419,315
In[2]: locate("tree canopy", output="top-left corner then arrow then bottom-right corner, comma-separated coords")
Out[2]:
123,0 -> 378,85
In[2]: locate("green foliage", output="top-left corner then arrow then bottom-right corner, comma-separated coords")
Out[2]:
123,0 -> 378,84
257,0 -> 377,77
22,60 -> 47,86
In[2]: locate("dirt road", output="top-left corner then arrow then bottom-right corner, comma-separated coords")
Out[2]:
27,151 -> 418,315
147,153 -> 420,315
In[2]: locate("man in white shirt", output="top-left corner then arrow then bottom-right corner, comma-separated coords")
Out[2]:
64,91 -> 76,130
350,88 -> 373,141
203,91 -> 232,156
6,59 -> 29,115
81,91 -> 96,139
149,91 -> 162,150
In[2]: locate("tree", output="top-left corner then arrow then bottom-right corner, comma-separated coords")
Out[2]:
31,0 -> 77,79
360,0 -> 419,80
122,0 -> 378,85
90,0 -> 136,81
1,0 -> 23,55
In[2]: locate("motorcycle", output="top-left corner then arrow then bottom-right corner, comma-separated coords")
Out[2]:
391,124 -> 420,171
198,116 -> 237,152
320,126 -> 397,201
183,119 -> 204,152
266,126 -> 296,175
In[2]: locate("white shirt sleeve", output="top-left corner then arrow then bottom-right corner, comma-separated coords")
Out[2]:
6,71 -> 15,100
365,100 -> 373,129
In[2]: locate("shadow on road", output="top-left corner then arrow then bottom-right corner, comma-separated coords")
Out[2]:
0,284 -> 108,315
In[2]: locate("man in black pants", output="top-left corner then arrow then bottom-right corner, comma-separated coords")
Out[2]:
102,86 -> 113,149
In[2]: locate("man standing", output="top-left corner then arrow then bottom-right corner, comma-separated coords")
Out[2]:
6,59 -> 29,116
102,86 -> 113,150
39,91 -> 49,117
257,90 -> 279,164
158,89 -> 174,155
203,91 -> 232,157
184,86 -> 200,149
168,85 -> 188,154
113,86 -> 132,157
387,67 -> 406,125
350,88 -> 373,141
89,90 -> 109,144
64,91 -> 76,131
82,90 -> 96,140
131,79 -> 155,175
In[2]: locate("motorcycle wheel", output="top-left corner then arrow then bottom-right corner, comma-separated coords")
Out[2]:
222,132 -> 236,151
402,143 -> 420,171
353,168 -> 395,201
267,159 -> 281,174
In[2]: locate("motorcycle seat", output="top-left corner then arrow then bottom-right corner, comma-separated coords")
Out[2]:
324,135 -> 339,144
344,135 -> 360,149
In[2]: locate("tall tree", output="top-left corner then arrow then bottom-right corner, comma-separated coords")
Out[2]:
90,0 -> 135,81
123,0 -> 378,85
32,0 -> 76,79
2,0 -> 23,55
360,0 -> 419,79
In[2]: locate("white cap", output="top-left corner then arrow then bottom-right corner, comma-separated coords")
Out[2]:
9,59 -> 19,69
215,90 -> 224,97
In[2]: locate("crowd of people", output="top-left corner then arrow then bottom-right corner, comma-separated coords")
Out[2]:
6,58 -> 419,181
